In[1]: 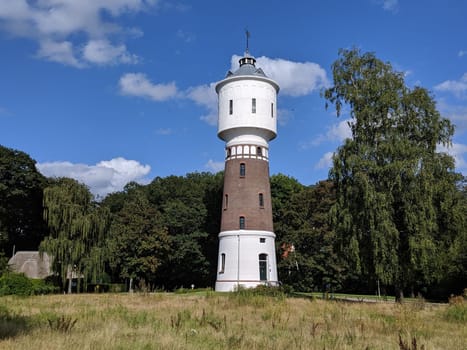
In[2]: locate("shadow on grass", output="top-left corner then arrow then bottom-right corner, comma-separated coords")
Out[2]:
0,305 -> 32,339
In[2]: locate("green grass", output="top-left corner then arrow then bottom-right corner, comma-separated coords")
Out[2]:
0,291 -> 465,349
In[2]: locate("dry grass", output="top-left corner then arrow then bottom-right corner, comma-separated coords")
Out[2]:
0,292 -> 465,349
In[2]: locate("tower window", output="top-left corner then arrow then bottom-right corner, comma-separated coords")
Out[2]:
229,99 -> 233,115
240,163 -> 246,177
239,216 -> 245,229
220,253 -> 225,273
224,194 -> 228,210
260,238 -> 266,243
226,148 -> 231,158
259,254 -> 268,281
259,193 -> 264,207
257,147 -> 262,156
271,102 -> 274,117
252,98 -> 256,113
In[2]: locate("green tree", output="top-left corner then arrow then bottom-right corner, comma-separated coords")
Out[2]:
272,176 -> 343,292
107,188 -> 170,291
0,145 -> 47,255
145,172 -> 220,289
324,48 -> 460,300
40,178 -> 110,292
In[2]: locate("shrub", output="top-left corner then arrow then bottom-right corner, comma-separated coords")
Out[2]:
0,273 -> 34,296
444,303 -> 467,323
0,273 -> 58,296
31,279 -> 59,295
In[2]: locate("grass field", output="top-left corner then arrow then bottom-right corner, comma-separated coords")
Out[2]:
0,291 -> 465,349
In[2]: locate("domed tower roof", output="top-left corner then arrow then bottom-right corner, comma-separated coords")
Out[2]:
225,54 -> 267,78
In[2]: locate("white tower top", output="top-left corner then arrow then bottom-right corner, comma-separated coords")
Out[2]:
215,52 -> 279,146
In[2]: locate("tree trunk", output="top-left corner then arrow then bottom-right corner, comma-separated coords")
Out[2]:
68,278 -> 72,294
395,286 -> 404,303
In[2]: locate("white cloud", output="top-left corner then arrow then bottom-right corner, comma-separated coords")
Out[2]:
438,143 -> 467,173
0,0 -> 156,67
37,39 -> 82,68
302,119 -> 352,149
436,99 -> 467,133
231,55 -> 329,97
315,152 -> 334,169
37,157 -> 151,198
186,82 -> 218,125
83,39 -> 138,65
177,29 -> 195,43
205,159 -> 224,173
277,108 -> 294,126
434,73 -> 467,98
119,73 -> 178,101
458,50 -> 467,57
379,0 -> 399,12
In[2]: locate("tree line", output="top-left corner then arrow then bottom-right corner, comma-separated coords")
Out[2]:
0,48 -> 465,300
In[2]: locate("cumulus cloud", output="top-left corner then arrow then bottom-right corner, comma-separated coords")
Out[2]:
186,83 -> 218,125
301,119 -> 352,149
119,73 -> 178,101
231,55 -> 329,97
37,39 -> 82,67
434,73 -> 467,98
83,40 -> 138,65
436,99 -> 467,133
438,143 -> 467,173
315,152 -> 334,169
205,159 -> 224,173
0,0 -> 156,67
37,157 -> 151,198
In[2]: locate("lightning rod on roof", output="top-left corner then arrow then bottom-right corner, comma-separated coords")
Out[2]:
245,29 -> 250,56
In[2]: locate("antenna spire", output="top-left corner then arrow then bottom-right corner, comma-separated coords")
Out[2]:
245,29 -> 250,56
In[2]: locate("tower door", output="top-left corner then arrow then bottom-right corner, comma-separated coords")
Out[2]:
259,254 -> 268,281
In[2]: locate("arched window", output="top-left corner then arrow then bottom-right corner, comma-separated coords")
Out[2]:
229,99 -> 233,115
252,98 -> 256,113
256,147 -> 262,156
239,216 -> 245,229
259,193 -> 264,207
240,163 -> 246,177
271,102 -> 274,117
259,254 -> 268,281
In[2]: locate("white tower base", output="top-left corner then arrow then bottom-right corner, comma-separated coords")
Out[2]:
215,230 -> 279,292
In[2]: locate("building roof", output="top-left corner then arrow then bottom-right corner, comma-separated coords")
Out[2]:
226,55 -> 267,78
8,251 -> 52,279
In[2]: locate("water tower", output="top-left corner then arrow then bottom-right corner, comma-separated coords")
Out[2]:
215,45 -> 279,292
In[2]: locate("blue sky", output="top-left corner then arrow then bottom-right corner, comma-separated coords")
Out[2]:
1,0 -> 466,197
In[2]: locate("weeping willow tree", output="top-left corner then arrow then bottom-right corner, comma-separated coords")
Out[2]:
40,178 -> 110,292
325,48 -> 460,300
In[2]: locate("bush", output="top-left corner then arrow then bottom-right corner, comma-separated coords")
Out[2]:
445,292 -> 467,322
0,273 -> 34,296
0,273 -> 58,296
31,279 -> 59,295
444,303 -> 467,322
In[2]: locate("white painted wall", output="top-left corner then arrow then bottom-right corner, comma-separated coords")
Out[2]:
215,230 -> 279,292
217,77 -> 278,143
